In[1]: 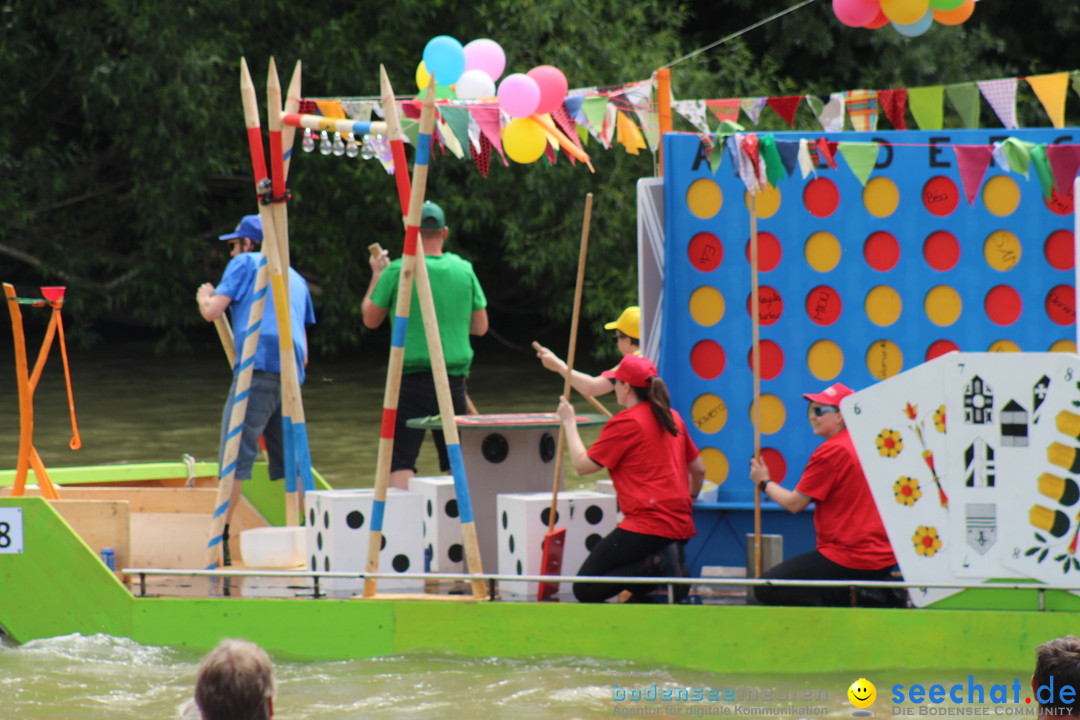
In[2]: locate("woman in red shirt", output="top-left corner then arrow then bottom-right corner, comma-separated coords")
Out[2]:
748,382 -> 898,606
557,354 -> 706,603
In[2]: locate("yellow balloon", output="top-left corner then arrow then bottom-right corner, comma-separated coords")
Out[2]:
502,117 -> 547,164
880,0 -> 929,25
415,61 -> 431,91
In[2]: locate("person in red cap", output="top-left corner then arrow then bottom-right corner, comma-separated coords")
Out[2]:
535,306 -> 640,398
748,382 -> 898,606
557,353 -> 705,603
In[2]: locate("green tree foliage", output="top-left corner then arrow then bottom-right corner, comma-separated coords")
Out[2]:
1,0 -> 1075,365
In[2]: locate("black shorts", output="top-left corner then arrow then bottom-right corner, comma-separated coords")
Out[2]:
391,372 -> 468,473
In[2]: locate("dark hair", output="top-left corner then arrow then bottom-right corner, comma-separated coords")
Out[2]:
194,639 -> 275,720
1034,635 -> 1080,714
629,376 -> 678,436
614,329 -> 640,347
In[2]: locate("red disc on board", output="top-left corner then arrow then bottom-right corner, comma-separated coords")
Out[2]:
760,447 -> 787,484
748,340 -> 784,380
803,178 -> 840,218
748,286 -> 783,326
984,285 -> 1022,326
1046,285 -> 1076,326
926,339 -> 960,361
745,231 -> 781,272
864,231 -> 901,271
805,285 -> 842,326
688,232 -> 723,272
1045,230 -> 1075,271
923,230 -> 960,272
690,340 -> 727,379
922,176 -> 960,217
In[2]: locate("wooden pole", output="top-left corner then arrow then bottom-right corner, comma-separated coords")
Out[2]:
750,192 -> 763,578
656,68 -> 673,176
213,317 -> 237,368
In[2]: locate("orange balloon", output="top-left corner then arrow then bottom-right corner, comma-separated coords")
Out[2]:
880,0 -> 929,25
932,0 -> 974,24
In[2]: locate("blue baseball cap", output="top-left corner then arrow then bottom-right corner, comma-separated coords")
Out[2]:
219,214 -> 263,243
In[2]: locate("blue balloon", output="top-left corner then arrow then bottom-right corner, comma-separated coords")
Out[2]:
891,9 -> 933,37
422,36 -> 466,86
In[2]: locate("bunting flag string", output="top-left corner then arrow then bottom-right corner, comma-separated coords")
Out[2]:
296,68 -> 1080,176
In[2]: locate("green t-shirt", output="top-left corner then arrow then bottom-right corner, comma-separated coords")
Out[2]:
370,252 -> 487,376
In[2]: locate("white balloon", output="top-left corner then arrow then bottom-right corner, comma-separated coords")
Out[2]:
454,69 -> 496,100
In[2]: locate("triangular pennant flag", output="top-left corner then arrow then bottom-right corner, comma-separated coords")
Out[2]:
807,93 -> 845,133
435,118 -> 464,159
340,100 -> 373,120
437,106 -> 471,160
708,136 -> 725,175
471,132 -> 491,178
401,117 -> 419,147
1026,72 -> 1070,129
999,137 -> 1034,178
673,99 -> 711,135
776,140 -> 801,179
814,137 -> 838,170
740,97 -> 767,125
616,110 -> 647,155
605,85 -> 636,114
977,78 -> 1019,129
469,106 -> 507,166
838,142 -> 880,187
623,82 -> 659,151
736,133 -> 764,194
314,100 -> 347,119
551,103 -> 585,153
945,83 -> 981,129
908,85 -> 944,131
581,96 -> 611,147
1031,144 -> 1055,201
953,145 -> 994,205
798,138 -> 816,178
706,98 -> 741,125
726,135 -> 742,180
845,90 -> 878,132
1072,71 -> 1080,102
759,134 -> 786,186
766,96 -> 801,128
565,95 -> 587,125
401,100 -> 422,120
1046,144 -> 1080,197
877,89 -> 908,130
543,140 -> 557,166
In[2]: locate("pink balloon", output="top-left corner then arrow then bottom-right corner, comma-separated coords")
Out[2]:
497,73 -> 541,118
463,39 -> 506,83
526,65 -> 569,115
832,0 -> 881,27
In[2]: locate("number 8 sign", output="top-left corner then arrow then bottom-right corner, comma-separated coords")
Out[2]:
0,507 -> 24,554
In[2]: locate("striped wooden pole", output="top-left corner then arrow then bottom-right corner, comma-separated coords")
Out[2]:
380,65 -> 411,224
363,79 -> 435,598
268,57 -> 315,524
281,114 -> 387,137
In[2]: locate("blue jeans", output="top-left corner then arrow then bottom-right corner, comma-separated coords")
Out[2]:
218,370 -> 284,481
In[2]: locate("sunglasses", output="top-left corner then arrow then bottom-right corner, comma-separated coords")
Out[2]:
809,405 -> 840,418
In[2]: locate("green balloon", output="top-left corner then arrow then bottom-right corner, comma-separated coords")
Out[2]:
929,0 -> 966,10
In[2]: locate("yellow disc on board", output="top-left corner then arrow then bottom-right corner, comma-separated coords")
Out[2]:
1051,339 -> 1078,353
988,339 -> 1021,353
925,285 -> 962,326
692,393 -> 728,434
746,184 -> 781,219
807,339 -> 844,380
689,286 -> 726,326
863,177 -> 900,218
983,175 -> 1021,217
983,230 -> 1022,271
699,447 -> 729,485
805,231 -> 841,272
866,339 -> 903,380
865,286 -> 902,327
687,178 -> 723,219
749,394 -> 786,435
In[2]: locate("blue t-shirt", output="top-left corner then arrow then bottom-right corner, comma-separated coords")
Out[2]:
215,252 -> 316,384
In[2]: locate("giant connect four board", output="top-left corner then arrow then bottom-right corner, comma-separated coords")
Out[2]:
659,128 -> 1078,503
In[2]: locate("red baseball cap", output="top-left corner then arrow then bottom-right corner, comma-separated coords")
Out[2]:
802,382 -> 854,406
613,354 -> 658,388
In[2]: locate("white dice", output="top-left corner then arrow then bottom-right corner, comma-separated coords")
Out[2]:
409,475 -> 465,573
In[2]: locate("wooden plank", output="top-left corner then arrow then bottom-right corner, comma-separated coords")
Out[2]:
51,499 -> 131,580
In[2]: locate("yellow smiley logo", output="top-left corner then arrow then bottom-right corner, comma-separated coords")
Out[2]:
848,678 -> 876,709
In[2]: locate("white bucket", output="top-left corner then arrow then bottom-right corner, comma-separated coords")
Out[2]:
239,527 -> 307,568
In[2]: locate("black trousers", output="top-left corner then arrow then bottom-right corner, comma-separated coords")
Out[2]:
573,527 -> 681,603
754,549 -> 896,606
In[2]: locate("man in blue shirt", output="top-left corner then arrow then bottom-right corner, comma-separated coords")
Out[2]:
196,214 -> 315,562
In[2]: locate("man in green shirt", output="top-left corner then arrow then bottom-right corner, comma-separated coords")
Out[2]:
362,200 -> 488,489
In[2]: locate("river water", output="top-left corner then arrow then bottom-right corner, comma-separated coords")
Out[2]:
0,339 -> 1036,719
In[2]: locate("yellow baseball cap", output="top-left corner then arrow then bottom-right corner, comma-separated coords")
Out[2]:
603,306 -> 640,339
